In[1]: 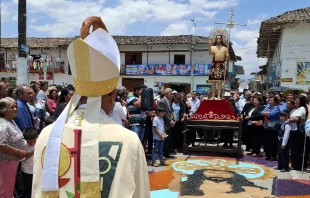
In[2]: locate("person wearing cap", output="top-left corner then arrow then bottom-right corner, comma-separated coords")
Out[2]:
32,17 -> 150,198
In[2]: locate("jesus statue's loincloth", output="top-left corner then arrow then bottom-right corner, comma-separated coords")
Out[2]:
208,60 -> 227,81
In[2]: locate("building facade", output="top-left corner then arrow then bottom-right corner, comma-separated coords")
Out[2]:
257,7 -> 310,91
0,35 -> 239,93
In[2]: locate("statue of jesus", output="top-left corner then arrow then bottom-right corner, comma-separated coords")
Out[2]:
208,35 -> 229,100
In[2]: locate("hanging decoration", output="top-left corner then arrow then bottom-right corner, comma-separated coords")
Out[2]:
33,59 -> 40,70
28,55 -> 54,70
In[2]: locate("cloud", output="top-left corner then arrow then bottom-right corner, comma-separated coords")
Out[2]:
25,0 -> 196,36
247,13 -> 268,26
6,0 -> 243,37
200,25 -> 215,33
232,29 -> 259,44
160,22 -> 193,36
231,26 -> 266,77
189,0 -> 239,10
1,1 -> 17,23
5,0 -> 265,79
228,13 -> 268,78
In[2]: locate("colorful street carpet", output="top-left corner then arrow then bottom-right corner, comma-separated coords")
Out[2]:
148,155 -> 310,198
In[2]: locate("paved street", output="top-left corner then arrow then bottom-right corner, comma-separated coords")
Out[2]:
148,150 -> 310,198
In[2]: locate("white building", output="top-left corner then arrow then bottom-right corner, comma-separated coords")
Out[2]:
257,7 -> 310,91
0,35 -> 240,93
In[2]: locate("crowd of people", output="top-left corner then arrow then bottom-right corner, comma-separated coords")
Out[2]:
1,79 -> 310,197
0,81 -> 76,197
237,89 -> 310,172
116,85 -> 310,172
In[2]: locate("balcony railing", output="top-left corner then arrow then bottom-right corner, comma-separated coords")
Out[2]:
0,60 -> 65,73
0,60 -> 17,72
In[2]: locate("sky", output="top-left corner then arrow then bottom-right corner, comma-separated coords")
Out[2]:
1,0 -> 310,81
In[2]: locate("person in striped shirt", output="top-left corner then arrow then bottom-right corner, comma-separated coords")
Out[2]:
127,84 -> 145,141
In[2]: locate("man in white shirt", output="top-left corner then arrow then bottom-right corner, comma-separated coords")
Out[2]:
237,91 -> 251,114
110,95 -> 127,126
188,91 -> 201,117
187,91 -> 201,146
37,82 -> 48,105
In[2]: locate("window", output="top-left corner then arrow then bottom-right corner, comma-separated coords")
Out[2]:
174,55 -> 185,64
125,53 -> 142,65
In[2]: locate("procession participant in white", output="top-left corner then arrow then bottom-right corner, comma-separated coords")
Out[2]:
32,16 -> 150,198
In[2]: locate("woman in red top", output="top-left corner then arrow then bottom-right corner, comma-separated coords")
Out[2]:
46,88 -> 59,116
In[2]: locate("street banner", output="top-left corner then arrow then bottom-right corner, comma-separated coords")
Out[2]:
196,84 -> 212,94
125,64 -> 211,76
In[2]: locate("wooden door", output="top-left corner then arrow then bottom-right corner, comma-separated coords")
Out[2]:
122,78 -> 144,92
164,83 -> 171,90
185,84 -> 191,94
125,54 -> 132,65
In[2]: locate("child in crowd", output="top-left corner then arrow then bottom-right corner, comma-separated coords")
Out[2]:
152,107 -> 168,167
278,111 -> 291,172
21,127 -> 39,198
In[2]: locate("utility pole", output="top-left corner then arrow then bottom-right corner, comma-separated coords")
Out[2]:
215,9 -> 246,92
190,19 -> 196,91
0,0 -> 2,53
17,0 -> 28,85
266,40 -> 270,90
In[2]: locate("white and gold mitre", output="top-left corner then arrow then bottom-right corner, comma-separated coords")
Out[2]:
40,16 -> 120,198
67,24 -> 120,96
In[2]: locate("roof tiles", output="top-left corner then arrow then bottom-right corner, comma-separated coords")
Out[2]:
0,35 -> 209,48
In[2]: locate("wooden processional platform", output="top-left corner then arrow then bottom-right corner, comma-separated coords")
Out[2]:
182,100 -> 243,158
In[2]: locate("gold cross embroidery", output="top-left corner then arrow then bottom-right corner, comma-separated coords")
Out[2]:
75,112 -> 84,126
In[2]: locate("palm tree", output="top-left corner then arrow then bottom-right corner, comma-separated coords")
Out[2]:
18,0 -> 26,57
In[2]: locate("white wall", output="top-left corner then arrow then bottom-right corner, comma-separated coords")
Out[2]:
118,43 -> 212,91
1,43 -> 211,86
119,75 -> 210,91
119,44 -> 211,65
277,22 -> 310,90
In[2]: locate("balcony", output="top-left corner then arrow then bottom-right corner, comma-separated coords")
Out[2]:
0,60 -> 65,73
0,60 -> 17,72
